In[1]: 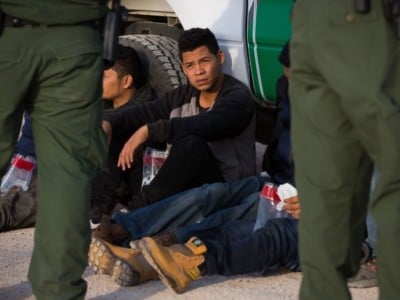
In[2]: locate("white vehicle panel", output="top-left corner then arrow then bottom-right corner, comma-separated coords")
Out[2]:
121,0 -> 174,14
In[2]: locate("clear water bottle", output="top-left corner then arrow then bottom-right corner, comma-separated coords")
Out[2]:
253,182 -> 294,232
141,147 -> 169,187
0,154 -> 36,194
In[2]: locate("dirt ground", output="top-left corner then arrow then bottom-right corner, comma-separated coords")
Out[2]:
0,227 -> 379,300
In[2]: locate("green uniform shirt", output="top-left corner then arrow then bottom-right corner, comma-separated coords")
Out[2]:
0,0 -> 107,24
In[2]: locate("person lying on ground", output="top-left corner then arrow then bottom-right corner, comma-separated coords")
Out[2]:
88,176 -> 301,289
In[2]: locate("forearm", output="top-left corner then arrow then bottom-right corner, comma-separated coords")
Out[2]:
104,98 -> 169,140
168,99 -> 254,143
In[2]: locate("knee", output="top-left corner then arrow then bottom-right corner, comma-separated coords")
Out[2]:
172,135 -> 209,153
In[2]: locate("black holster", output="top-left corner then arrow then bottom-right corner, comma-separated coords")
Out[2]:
102,0 -> 122,68
354,0 -> 400,39
0,9 -> 4,36
383,0 -> 400,39
355,0 -> 371,13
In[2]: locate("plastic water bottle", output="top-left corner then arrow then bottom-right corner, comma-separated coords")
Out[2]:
253,182 -> 296,232
0,154 -> 36,194
141,147 -> 169,187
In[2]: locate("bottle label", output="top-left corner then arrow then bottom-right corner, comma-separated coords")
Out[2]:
260,183 -> 280,204
142,147 -> 169,187
1,154 -> 36,193
12,155 -> 36,171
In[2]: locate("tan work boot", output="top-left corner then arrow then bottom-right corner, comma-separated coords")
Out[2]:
138,236 -> 207,293
88,237 -> 158,286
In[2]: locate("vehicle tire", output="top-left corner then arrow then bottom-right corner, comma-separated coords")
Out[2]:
119,34 -> 187,97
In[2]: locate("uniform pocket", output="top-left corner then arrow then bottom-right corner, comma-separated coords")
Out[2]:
328,1 -> 379,26
0,33 -> 24,64
0,49 -> 23,63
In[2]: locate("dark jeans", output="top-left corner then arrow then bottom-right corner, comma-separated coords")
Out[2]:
112,176 -> 266,240
15,112 -> 36,159
92,134 -> 224,214
201,218 -> 299,276
90,144 -> 143,219
90,138 -> 144,219
138,135 -> 224,207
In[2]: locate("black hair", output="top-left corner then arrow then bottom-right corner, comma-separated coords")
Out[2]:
178,28 -> 220,61
109,45 -> 145,89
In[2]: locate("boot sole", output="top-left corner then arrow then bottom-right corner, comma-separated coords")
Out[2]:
348,278 -> 378,289
138,239 -> 184,294
88,237 -> 140,286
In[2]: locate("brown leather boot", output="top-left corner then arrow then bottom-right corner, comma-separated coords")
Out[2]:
138,236 -> 207,293
153,231 -> 178,246
130,231 -> 178,250
91,214 -> 129,245
88,237 -> 158,286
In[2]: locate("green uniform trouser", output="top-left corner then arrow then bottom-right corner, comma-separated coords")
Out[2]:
0,25 -> 106,299
290,1 -> 400,299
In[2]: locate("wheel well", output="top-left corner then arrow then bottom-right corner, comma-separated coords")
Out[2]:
119,34 -> 187,98
124,21 -> 183,41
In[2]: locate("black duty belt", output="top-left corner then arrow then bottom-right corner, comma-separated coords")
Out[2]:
3,14 -> 40,27
2,14 -> 101,28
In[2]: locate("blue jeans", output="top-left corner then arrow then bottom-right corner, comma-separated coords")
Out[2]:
201,218 -> 299,276
112,176 -> 266,241
15,112 -> 35,158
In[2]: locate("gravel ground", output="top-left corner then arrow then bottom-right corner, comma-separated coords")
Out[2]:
0,227 -> 379,300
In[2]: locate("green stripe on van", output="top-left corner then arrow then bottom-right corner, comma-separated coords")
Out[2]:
247,0 -> 292,102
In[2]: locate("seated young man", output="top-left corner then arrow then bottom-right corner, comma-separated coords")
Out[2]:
91,45 -> 157,221
102,27 -> 256,211
102,45 -> 154,110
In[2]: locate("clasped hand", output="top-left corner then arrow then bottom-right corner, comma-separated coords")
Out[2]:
283,196 -> 301,220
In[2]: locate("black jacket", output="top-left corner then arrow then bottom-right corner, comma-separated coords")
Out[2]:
263,75 -> 294,184
104,75 -> 257,180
